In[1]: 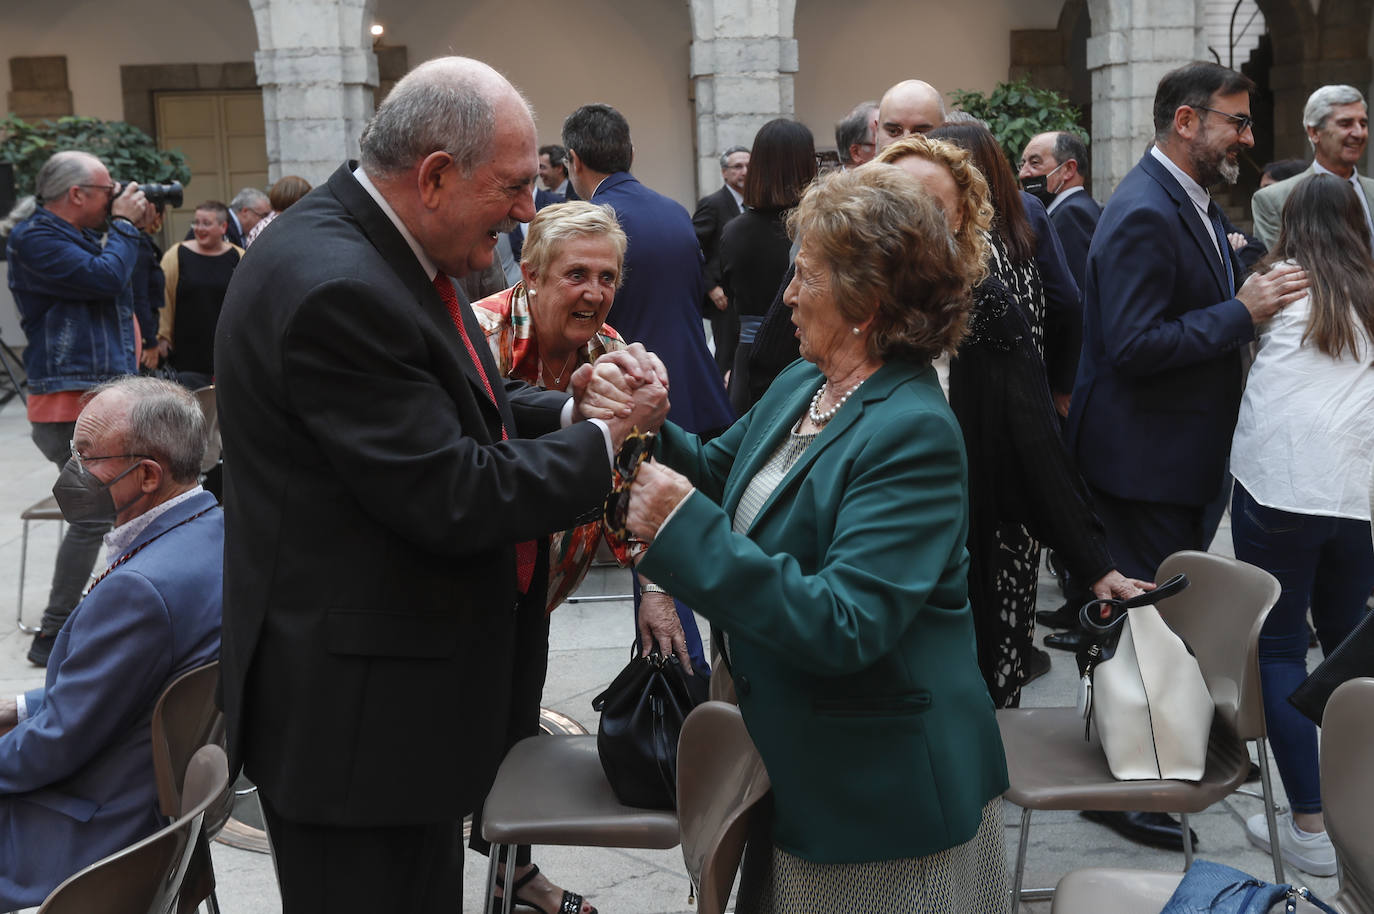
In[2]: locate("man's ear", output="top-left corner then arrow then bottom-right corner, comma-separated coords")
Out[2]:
139,458 -> 165,494
1174,105 -> 1201,141
1061,158 -> 1081,183
416,151 -> 453,210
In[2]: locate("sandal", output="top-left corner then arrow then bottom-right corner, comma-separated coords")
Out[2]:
490,864 -> 598,914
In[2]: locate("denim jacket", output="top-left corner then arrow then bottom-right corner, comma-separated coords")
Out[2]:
7,208 -> 138,394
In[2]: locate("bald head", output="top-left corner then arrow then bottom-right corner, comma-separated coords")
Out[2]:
876,80 -> 945,151
360,56 -> 532,178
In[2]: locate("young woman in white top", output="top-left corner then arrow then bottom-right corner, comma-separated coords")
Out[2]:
1230,173 -> 1374,877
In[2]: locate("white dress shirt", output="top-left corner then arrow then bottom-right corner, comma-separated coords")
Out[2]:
1150,145 -> 1224,264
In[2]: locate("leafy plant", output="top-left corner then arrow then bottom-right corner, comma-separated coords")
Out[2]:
948,78 -> 1088,168
0,115 -> 190,197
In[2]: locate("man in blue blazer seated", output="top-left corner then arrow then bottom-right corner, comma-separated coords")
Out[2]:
1066,61 -> 1309,848
0,376 -> 221,910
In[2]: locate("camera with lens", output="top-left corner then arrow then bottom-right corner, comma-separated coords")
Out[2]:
113,180 -> 184,210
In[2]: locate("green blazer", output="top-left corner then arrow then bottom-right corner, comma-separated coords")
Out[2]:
638,358 -> 1008,864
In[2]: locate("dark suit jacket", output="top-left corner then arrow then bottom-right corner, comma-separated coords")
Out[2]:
593,171 -> 734,434
507,187 -> 565,262
0,493 -> 222,910
1045,189 -> 1100,394
691,185 -> 742,297
214,163 -> 611,826
1022,191 -> 1081,396
1067,151 -> 1254,506
639,359 -> 1007,863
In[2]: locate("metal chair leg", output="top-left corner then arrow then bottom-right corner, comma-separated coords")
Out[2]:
484,846 -> 501,914
1257,738 -> 1286,883
1009,806 -> 1031,913
1180,812 -> 1194,869
501,847 -> 517,914
205,887 -> 222,914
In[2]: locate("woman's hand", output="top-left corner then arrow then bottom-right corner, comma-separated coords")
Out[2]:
1091,570 -> 1155,602
638,587 -> 693,672
627,460 -> 693,544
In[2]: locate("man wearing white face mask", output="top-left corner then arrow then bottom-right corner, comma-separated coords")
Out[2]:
0,376 -> 221,911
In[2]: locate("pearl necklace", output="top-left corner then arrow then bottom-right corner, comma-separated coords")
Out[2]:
807,377 -> 865,426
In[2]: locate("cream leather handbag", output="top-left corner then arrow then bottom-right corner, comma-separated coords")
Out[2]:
1077,574 -> 1214,781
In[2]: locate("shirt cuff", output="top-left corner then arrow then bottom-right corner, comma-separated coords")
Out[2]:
560,398 -> 614,466
16,694 -> 27,722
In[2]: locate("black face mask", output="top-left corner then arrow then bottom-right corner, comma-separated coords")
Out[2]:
52,458 -> 145,528
1021,162 -> 1067,208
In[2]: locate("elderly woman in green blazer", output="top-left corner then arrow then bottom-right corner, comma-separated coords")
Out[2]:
626,165 -> 1009,913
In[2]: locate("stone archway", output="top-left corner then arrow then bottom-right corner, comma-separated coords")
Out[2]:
688,0 -> 798,196
248,0 -> 379,184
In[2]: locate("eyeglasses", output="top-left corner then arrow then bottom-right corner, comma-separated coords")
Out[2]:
1192,106 -> 1254,134
69,441 -> 151,474
603,428 -> 656,542
247,208 -> 272,219
722,164 -> 747,172
77,183 -> 117,197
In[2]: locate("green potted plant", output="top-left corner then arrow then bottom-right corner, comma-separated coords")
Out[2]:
0,114 -> 190,197
948,77 -> 1088,167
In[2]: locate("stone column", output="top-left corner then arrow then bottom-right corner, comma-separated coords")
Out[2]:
1085,0 -> 1203,198
249,0 -> 379,186
689,0 -> 797,198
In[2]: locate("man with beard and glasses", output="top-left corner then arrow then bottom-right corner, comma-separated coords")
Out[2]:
1251,84 -> 1374,249
1065,62 -> 1311,849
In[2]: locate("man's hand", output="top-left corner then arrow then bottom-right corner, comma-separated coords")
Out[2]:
0,697 -> 18,738
627,460 -> 693,543
571,344 -> 669,423
1237,262 -> 1308,324
1226,232 -> 1248,253
111,182 -> 149,226
638,586 -> 693,671
139,347 -> 160,370
708,285 -> 729,311
1052,391 -> 1071,418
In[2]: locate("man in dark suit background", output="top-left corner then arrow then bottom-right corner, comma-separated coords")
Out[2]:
215,57 -> 667,913
692,144 -> 749,374
1067,62 -> 1308,847
538,143 -> 575,198
497,179 -> 564,286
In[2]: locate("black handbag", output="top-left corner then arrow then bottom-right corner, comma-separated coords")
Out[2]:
591,646 -> 710,810
1288,607 -> 1374,725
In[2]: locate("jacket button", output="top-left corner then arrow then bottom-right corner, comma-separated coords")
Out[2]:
736,674 -> 751,697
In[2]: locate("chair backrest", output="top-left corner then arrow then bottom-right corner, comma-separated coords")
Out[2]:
1154,551 -> 1280,739
193,385 -> 221,474
150,662 -> 223,819
38,745 -> 230,914
677,701 -> 771,914
1321,677 -> 1374,914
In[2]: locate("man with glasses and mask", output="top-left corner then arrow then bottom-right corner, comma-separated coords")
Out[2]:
1065,61 -> 1311,850
4,149 -> 149,667
0,376 -> 221,911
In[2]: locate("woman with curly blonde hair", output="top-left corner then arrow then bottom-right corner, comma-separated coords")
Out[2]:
876,135 -> 1148,708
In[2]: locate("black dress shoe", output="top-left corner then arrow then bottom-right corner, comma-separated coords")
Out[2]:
1043,629 -> 1091,652
1081,810 -> 1198,850
27,631 -> 55,667
1035,601 -> 1080,629
1023,647 -> 1052,685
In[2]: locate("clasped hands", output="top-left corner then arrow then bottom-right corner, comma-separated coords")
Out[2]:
570,343 -> 670,448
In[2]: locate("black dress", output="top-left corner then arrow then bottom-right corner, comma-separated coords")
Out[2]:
168,244 -> 240,385
720,207 -> 792,415
949,273 -> 1113,707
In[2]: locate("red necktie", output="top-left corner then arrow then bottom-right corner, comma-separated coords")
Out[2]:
433,272 -> 536,594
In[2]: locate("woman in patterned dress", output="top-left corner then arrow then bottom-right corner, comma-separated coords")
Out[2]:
625,166 -> 1009,913
876,133 -> 1147,708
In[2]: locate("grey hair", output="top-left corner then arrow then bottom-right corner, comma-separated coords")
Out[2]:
943,110 -> 988,129
0,196 -> 37,238
229,187 -> 268,213
35,150 -> 101,206
520,201 -> 627,286
360,65 -> 500,178
1303,85 -> 1367,136
718,145 -> 750,169
1051,131 -> 1090,179
834,101 -> 878,165
88,376 -> 206,484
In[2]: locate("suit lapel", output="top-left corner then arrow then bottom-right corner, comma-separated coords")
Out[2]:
328,164 -> 508,438
1140,154 -> 1230,299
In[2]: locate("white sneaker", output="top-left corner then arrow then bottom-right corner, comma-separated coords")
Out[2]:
1246,812 -> 1337,877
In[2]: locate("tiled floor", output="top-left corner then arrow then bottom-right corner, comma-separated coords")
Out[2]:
0,391 -> 1339,913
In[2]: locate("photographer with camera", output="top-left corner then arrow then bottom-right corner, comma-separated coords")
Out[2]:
2,149 -> 150,666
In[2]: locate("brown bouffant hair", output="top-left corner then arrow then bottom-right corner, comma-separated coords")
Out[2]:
874,135 -> 993,290
268,175 -> 312,212
1260,174 -> 1374,359
787,167 -> 973,363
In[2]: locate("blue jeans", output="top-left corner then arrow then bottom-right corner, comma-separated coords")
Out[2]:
1230,483 -> 1374,813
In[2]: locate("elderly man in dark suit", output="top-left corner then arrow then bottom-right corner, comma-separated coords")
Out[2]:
692,144 -> 749,373
0,376 -> 220,910
214,58 -> 667,914
1067,61 -> 1309,847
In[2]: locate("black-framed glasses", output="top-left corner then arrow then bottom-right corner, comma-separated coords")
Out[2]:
1192,106 -> 1254,134
69,441 -> 151,474
603,428 -> 656,541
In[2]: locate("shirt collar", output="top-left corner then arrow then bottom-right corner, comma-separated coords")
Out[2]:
1312,160 -> 1361,184
726,184 -> 744,208
103,486 -> 204,561
1046,184 -> 1083,214
1150,145 -> 1213,215
352,165 -> 438,281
